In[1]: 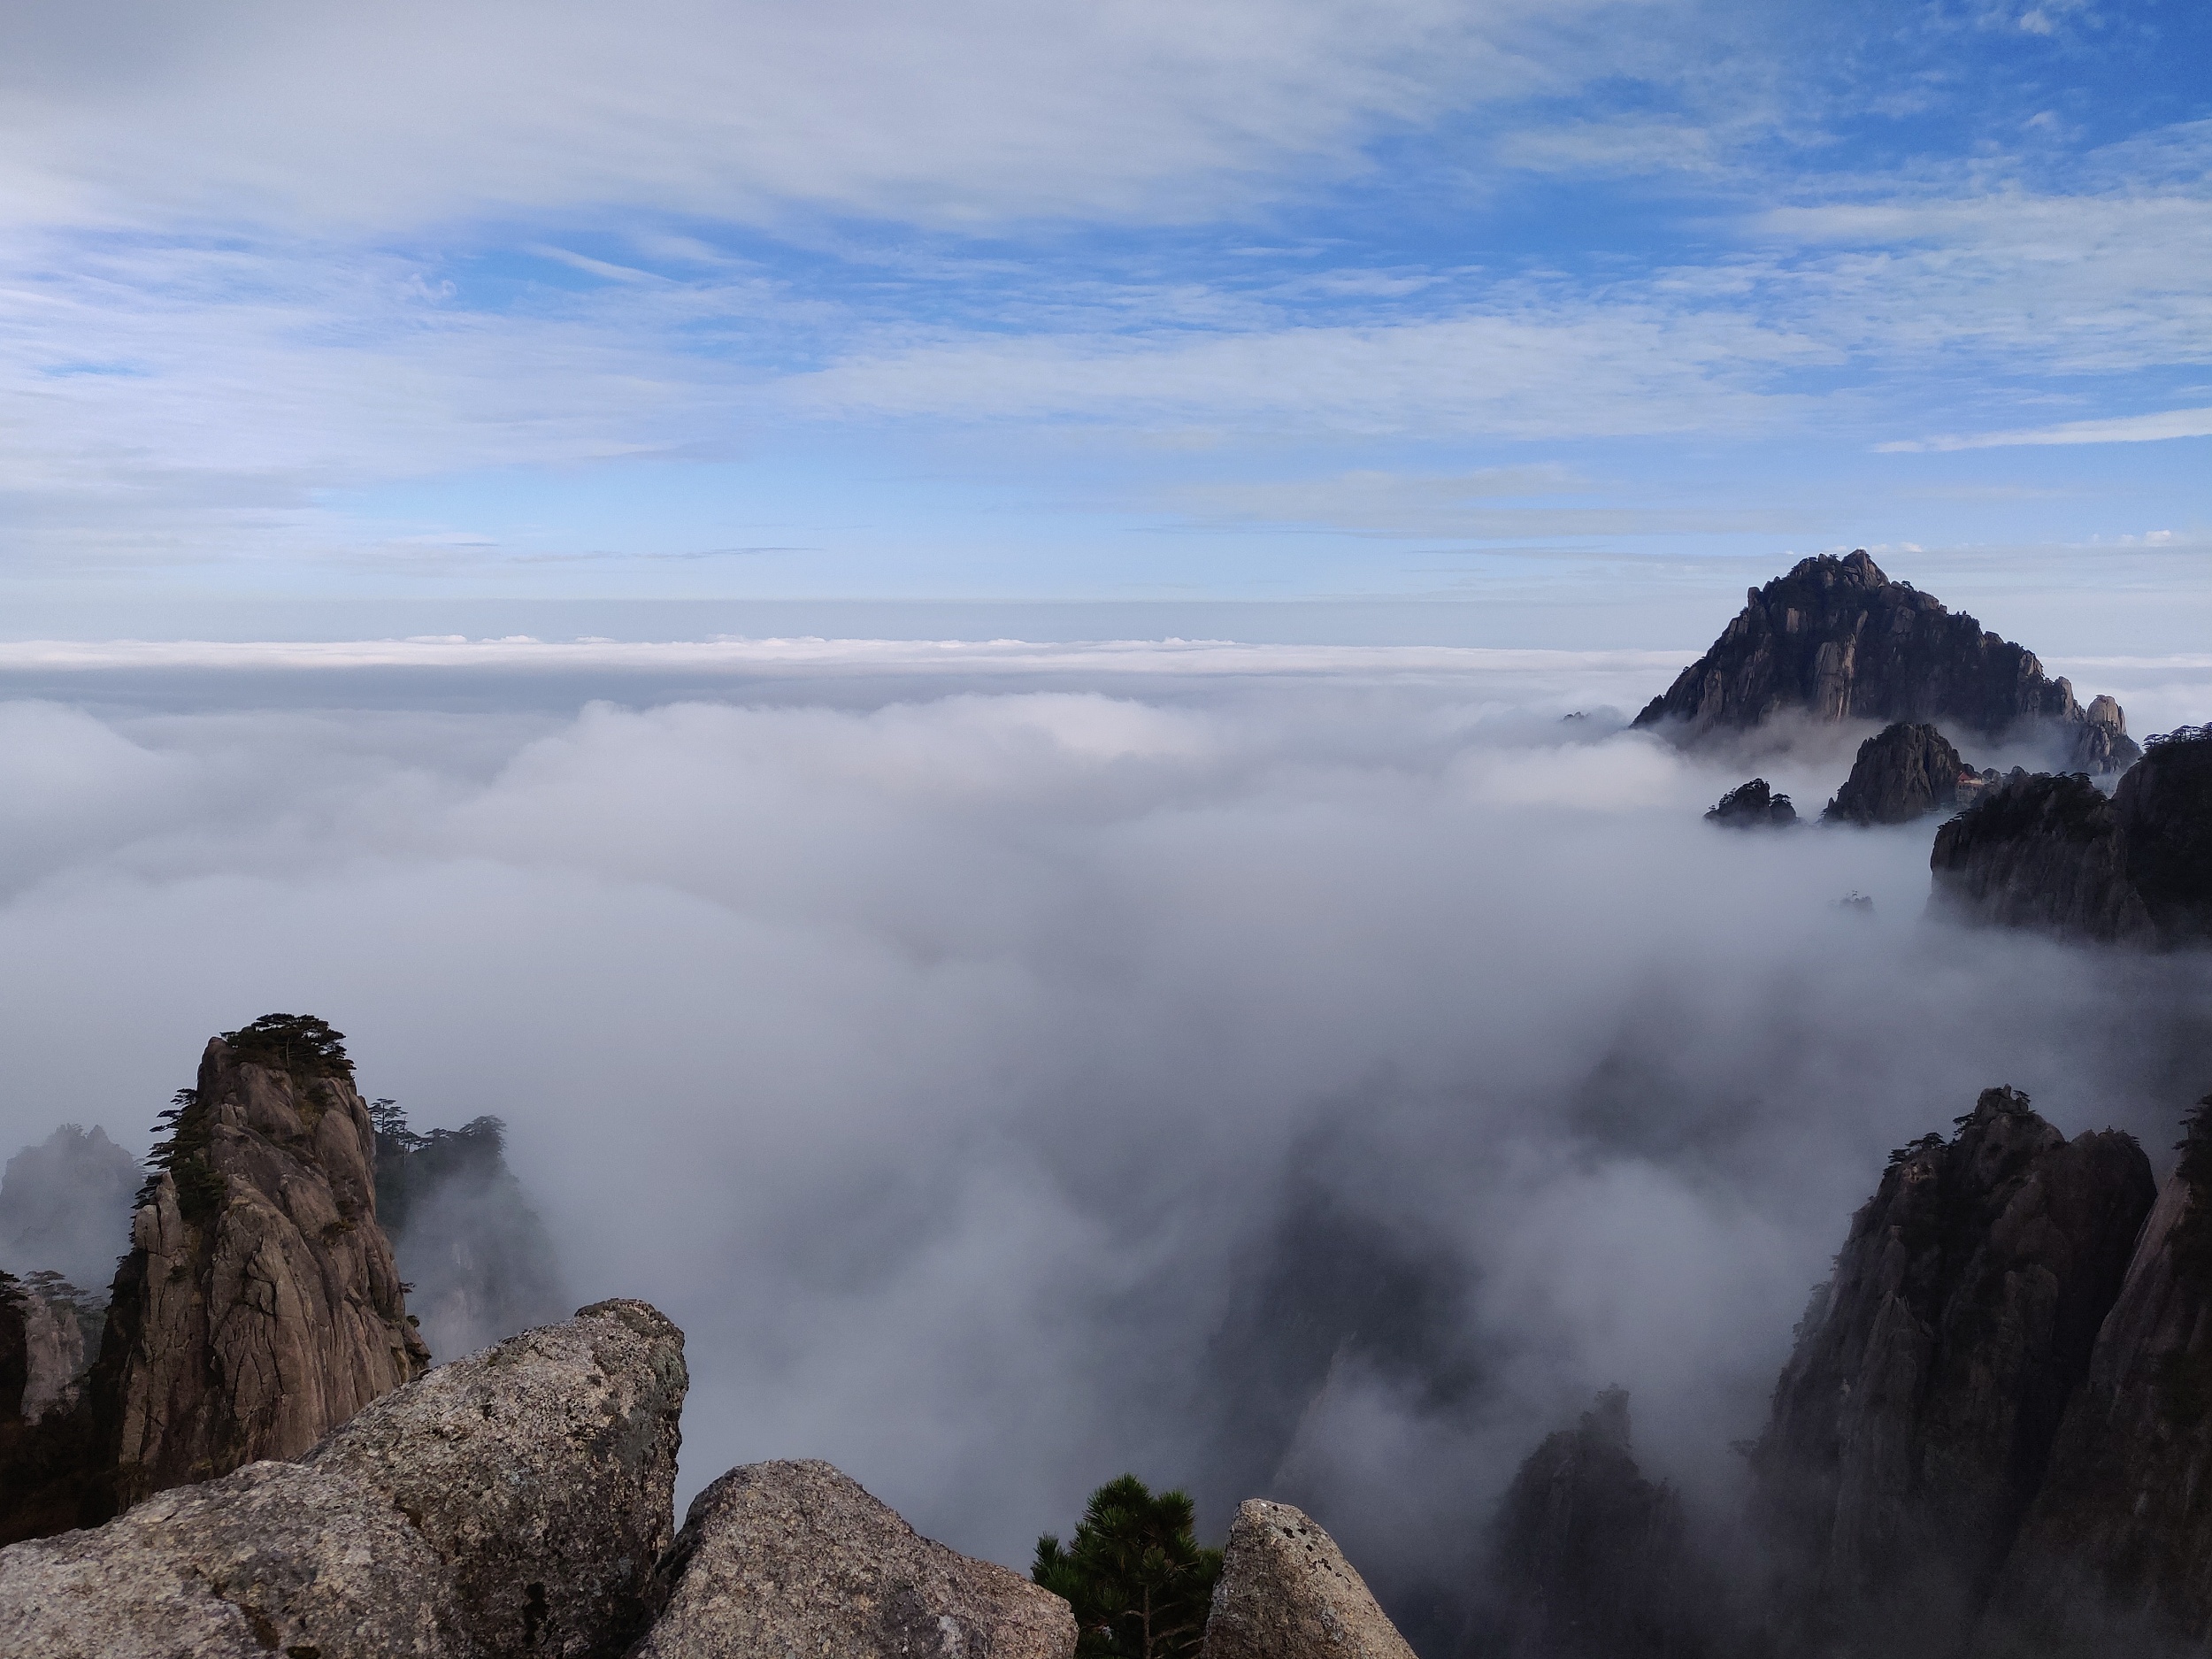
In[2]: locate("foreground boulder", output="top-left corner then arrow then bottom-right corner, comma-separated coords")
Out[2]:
0,1298 -> 687,1658
1488,1390 -> 1712,1657
1705,778 -> 1797,827
1823,721 -> 1965,826
1930,730 -> 2212,947
1634,551 -> 2092,738
632,1457 -> 1073,1659
1970,1095 -> 2212,1657
1201,1499 -> 1414,1659
1751,1087 -> 2154,1658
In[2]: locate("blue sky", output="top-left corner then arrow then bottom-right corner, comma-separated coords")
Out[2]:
1,0 -> 2207,642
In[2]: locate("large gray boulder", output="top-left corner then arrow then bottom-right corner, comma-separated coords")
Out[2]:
1201,1500 -> 1415,1659
0,1298 -> 687,1658
629,1457 -> 1073,1659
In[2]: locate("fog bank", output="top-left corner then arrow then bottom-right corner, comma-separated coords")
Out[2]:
0,648 -> 2206,1637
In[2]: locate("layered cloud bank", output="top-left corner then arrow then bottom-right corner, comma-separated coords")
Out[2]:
2,652 -> 2208,1624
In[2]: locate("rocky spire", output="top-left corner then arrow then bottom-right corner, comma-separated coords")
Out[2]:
1750,1087 -> 2154,1658
1822,720 -> 1968,826
94,1015 -> 427,1510
1634,551 -> 2093,738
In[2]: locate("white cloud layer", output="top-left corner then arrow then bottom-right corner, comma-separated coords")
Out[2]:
1877,405 -> 2212,452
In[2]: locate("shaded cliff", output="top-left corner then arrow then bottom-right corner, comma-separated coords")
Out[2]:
1750,1087 -> 2154,1658
1486,1389 -> 1712,1659
373,1103 -> 571,1361
95,1013 -> 427,1511
1970,1094 -> 2212,1656
1930,729 -> 2212,948
1635,552 -> 2092,739
1823,721 -> 1965,826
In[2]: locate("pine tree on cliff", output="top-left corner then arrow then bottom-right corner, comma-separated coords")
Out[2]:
1033,1475 -> 1223,1659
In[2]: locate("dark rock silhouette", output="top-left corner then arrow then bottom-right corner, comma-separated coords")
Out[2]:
1202,1499 -> 1414,1659
1968,1094 -> 2212,1656
2067,695 -> 2142,777
634,1458 -> 1074,1659
1705,778 -> 1797,827
0,1298 -> 686,1658
1487,1389 -> 1711,1659
1823,721 -> 1966,826
1636,551 -> 2095,739
1750,1087 -> 2154,1659
0,1123 -> 138,1294
97,1018 -> 427,1513
373,1105 -> 571,1361
1930,729 -> 2212,948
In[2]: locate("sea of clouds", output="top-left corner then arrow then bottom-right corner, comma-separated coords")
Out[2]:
1,640 -> 2208,1639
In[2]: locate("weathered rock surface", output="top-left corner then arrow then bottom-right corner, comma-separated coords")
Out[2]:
1968,1095 -> 2212,1657
1488,1390 -> 1709,1659
1705,778 -> 1798,828
632,1456 -> 1073,1659
1634,551 -> 2091,738
98,1022 -> 429,1511
0,1297 -> 687,1659
1751,1087 -> 2154,1658
1823,721 -> 1966,826
1201,1499 -> 1414,1659
4,1274 -> 88,1423
0,1124 -> 138,1294
1930,730 -> 2212,948
2067,695 -> 2142,777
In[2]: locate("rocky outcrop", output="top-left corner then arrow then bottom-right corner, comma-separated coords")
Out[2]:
1636,551 -> 2095,739
1705,778 -> 1797,827
1487,1390 -> 1709,1658
1751,1087 -> 2155,1658
1930,730 -> 2212,948
1823,721 -> 1966,826
1968,1096 -> 2212,1656
633,1457 -> 1074,1659
1202,1499 -> 1414,1659
2067,695 -> 2142,777
4,1273 -> 88,1424
0,1123 -> 138,1294
374,1107 -> 570,1362
0,1297 -> 687,1658
96,1016 -> 428,1512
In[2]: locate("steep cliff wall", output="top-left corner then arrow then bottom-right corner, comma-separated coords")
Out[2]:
1970,1094 -> 2212,1657
1930,731 -> 2212,948
1751,1087 -> 2154,1659
1633,552 -> 2090,738
95,1015 -> 427,1509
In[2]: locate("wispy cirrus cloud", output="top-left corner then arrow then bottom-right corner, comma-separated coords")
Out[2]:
1877,406 -> 2212,452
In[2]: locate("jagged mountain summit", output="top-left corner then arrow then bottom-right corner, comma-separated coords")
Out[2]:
1930,727 -> 2212,948
1635,551 -> 2109,740
1705,777 -> 1798,827
0,1123 -> 138,1294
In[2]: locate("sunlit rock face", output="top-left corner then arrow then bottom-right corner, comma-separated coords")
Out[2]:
1930,730 -> 2212,949
1634,551 -> 2088,738
1203,1500 -> 1415,1659
1750,1087 -> 2154,1659
99,1028 -> 428,1511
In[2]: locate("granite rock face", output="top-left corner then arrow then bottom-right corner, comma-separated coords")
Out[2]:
1488,1390 -> 1709,1659
0,1298 -> 687,1659
1823,721 -> 1966,826
1201,1499 -> 1415,1659
1751,1087 -> 2154,1658
1704,778 -> 1798,828
98,1026 -> 429,1511
1930,731 -> 2212,948
1969,1096 -> 2212,1657
632,1457 -> 1073,1659
2067,695 -> 2142,777
1634,552 -> 2087,738
3,1274 -> 87,1424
